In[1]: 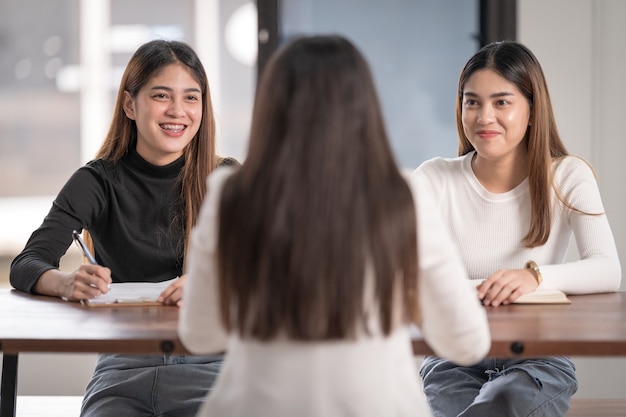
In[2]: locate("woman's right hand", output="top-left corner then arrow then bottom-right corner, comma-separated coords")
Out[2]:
34,265 -> 112,301
476,268 -> 539,306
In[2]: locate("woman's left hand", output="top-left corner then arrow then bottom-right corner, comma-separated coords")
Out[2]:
158,275 -> 186,307
476,269 -> 539,307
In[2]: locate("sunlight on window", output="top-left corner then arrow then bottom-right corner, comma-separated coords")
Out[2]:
225,2 -> 258,66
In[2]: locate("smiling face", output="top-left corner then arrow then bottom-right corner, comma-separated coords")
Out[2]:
461,69 -> 531,164
123,63 -> 202,166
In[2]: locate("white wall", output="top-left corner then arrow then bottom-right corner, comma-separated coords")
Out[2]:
519,0 -> 626,283
0,353 -> 96,395
518,0 -> 626,399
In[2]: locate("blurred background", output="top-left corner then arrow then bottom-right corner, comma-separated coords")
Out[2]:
1,0 -> 625,400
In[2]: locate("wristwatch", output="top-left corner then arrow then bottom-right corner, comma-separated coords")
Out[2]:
525,260 -> 543,285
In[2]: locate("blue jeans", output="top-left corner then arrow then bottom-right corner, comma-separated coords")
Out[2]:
80,353 -> 223,417
419,356 -> 577,417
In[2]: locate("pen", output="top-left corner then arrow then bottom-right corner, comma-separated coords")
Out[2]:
72,230 -> 98,265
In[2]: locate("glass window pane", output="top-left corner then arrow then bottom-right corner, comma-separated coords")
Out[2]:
281,0 -> 479,168
0,0 -> 81,196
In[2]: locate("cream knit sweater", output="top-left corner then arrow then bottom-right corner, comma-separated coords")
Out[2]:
413,151 -> 621,294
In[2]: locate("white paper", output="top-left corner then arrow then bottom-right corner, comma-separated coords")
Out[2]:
86,278 -> 178,305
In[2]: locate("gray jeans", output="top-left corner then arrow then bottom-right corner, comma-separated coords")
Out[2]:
420,356 -> 578,417
80,353 -> 223,417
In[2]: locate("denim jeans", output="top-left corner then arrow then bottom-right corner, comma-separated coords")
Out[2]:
419,356 -> 578,417
80,353 -> 224,417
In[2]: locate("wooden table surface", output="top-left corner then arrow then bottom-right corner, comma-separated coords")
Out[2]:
0,289 -> 188,355
412,292 -> 626,357
2,289 -> 626,417
2,289 -> 626,358
0,289 -> 189,417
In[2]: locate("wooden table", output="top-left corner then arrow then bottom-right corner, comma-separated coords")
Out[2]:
0,289 -> 188,417
2,290 -> 626,417
411,292 -> 626,357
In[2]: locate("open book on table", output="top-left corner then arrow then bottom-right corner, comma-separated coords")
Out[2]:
81,278 -> 178,307
470,279 -> 571,305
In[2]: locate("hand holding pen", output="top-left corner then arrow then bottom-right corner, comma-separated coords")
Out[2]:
34,230 -> 112,300
70,230 -> 112,298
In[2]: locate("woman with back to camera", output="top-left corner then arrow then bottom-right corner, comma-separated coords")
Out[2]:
10,39 -> 236,416
179,34 -> 491,417
414,41 -> 621,416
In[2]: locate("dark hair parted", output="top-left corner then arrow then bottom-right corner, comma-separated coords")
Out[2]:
456,41 -> 573,248
218,35 -> 419,340
94,39 -> 218,255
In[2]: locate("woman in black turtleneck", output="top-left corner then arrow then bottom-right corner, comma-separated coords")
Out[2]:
10,39 -> 236,417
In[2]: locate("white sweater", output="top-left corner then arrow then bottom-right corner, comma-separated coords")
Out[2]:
414,152 -> 621,294
179,166 -> 490,417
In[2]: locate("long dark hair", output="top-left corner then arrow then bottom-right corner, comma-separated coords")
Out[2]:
456,41 -> 571,247
217,35 -> 418,341
88,39 -> 217,257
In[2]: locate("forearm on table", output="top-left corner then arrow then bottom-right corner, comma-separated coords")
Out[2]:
33,269 -> 67,298
542,257 -> 621,294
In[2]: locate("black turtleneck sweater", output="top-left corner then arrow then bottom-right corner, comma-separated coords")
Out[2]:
10,148 -> 188,293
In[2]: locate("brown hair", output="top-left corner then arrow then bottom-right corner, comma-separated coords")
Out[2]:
217,35 -> 418,340
455,41 -> 588,247
86,39 -> 217,257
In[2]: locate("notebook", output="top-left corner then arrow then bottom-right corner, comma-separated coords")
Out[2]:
80,278 -> 178,307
